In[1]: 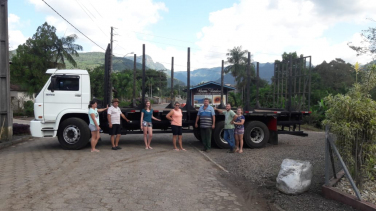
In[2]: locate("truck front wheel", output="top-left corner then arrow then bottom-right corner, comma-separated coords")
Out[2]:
58,118 -> 90,150
244,121 -> 270,148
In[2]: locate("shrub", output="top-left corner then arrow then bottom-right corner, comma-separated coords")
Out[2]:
118,101 -> 131,107
24,101 -> 34,117
323,64 -> 376,188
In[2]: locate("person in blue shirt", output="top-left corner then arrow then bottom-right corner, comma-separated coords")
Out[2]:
140,100 -> 161,149
195,98 -> 215,152
88,100 -> 108,152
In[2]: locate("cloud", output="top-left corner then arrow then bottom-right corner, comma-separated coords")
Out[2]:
193,0 -> 376,69
28,0 -> 168,53
15,0 -> 376,71
8,14 -> 28,50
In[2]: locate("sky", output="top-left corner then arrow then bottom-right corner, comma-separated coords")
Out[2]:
7,0 -> 376,71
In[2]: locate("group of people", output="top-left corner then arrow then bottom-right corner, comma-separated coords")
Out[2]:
87,98 -> 245,153
195,98 -> 245,153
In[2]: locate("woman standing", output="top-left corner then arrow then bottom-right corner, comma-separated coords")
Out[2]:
166,102 -> 186,151
88,100 -> 108,152
233,107 -> 245,153
140,101 -> 161,149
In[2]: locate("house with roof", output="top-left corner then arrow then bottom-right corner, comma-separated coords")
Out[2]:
10,84 -> 35,111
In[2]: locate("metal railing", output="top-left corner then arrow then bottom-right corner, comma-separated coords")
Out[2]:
324,125 -> 362,200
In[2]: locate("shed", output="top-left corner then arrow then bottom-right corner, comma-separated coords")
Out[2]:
188,81 -> 236,108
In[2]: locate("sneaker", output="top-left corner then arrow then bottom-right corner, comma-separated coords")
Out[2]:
201,148 -> 207,152
227,149 -> 235,153
111,147 -> 118,150
116,146 -> 122,150
205,150 -> 210,153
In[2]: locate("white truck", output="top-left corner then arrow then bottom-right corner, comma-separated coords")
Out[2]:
30,69 -> 92,149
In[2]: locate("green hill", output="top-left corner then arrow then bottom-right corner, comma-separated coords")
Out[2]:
65,52 -> 144,71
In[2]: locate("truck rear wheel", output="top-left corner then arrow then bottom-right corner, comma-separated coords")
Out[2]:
212,121 -> 230,149
193,128 -> 202,142
244,121 -> 269,148
58,118 -> 90,150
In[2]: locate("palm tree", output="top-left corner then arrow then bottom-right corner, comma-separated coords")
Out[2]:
225,46 -> 253,101
53,34 -> 83,68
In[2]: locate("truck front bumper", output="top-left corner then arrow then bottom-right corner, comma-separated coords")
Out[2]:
30,120 -> 57,137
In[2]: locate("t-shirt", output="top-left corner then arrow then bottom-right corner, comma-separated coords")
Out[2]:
222,110 -> 236,129
198,105 -> 215,128
88,108 -> 99,126
235,115 -> 245,129
107,106 -> 122,124
142,109 -> 153,122
171,109 -> 182,126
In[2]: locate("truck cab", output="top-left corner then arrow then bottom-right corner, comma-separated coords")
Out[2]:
30,69 -> 92,149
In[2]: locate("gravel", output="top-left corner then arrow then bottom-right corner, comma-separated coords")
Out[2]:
336,177 -> 376,205
191,131 -> 358,211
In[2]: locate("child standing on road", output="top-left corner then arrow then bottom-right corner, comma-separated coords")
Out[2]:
166,102 -> 186,151
234,107 -> 245,153
140,101 -> 161,149
88,101 -> 108,152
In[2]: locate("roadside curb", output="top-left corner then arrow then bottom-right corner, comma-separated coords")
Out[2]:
322,170 -> 376,211
0,135 -> 32,150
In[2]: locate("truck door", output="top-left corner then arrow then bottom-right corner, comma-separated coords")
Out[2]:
43,75 -> 82,122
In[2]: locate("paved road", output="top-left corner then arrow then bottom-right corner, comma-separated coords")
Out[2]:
0,133 -> 268,211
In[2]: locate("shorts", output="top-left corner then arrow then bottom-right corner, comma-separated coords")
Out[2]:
109,124 -> 121,135
171,125 -> 182,135
234,127 -> 244,135
142,121 -> 152,127
89,124 -> 98,132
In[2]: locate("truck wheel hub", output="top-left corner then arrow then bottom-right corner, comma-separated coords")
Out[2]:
63,125 -> 80,144
250,127 -> 264,143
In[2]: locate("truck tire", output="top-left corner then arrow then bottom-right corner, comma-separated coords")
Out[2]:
244,121 -> 270,148
212,121 -> 230,149
193,128 -> 202,142
58,117 -> 90,150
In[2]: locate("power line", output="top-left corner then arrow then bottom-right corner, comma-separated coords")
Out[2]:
74,0 -> 108,39
78,0 -> 96,19
87,0 -> 104,18
42,0 -> 106,51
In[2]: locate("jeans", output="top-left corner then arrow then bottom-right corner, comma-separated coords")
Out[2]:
224,129 -> 235,150
200,128 -> 212,150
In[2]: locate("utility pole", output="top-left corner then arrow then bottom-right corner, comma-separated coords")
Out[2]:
110,26 -> 113,103
132,54 -> 136,107
171,57 -> 174,105
0,0 -> 12,142
245,52 -> 251,111
218,60 -> 225,109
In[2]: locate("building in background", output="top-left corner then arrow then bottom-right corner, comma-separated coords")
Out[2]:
188,81 -> 235,108
10,84 -> 35,111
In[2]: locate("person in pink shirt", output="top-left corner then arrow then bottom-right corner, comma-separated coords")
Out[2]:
166,102 -> 186,151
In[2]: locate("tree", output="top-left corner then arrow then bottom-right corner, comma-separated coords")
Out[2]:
311,58 -> 356,104
10,22 -> 83,95
53,34 -> 83,68
88,65 -> 105,99
225,46 -> 255,103
225,46 -> 250,89
348,26 -> 376,58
